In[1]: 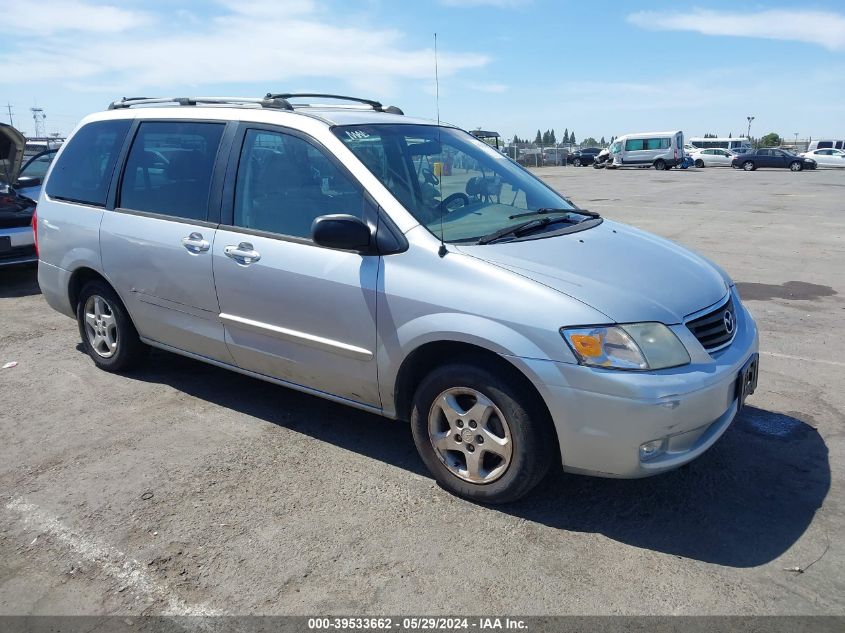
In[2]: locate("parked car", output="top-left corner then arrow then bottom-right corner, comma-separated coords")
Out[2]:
36,94 -> 759,503
607,131 -> 684,170
731,148 -> 817,171
567,147 -> 601,166
690,148 -> 734,168
1,123 -> 39,267
800,148 -> 845,168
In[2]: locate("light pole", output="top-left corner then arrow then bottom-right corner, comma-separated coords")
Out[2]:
746,116 -> 755,141
794,132 -> 799,146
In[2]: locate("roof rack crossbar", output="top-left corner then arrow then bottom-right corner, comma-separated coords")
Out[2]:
264,93 -> 402,115
108,96 -> 293,111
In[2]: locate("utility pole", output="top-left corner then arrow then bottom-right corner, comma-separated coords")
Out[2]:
5,104 -> 12,127
31,106 -> 46,138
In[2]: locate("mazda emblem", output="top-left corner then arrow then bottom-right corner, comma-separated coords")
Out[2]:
723,310 -> 735,334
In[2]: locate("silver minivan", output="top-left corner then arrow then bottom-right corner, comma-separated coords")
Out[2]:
36,95 -> 758,503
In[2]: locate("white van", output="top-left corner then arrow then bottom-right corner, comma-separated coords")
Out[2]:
608,131 -> 684,170
807,139 -> 845,151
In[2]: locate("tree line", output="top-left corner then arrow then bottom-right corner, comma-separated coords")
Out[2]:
512,129 -> 614,148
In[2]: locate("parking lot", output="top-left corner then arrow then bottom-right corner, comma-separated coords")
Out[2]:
1,166 -> 843,616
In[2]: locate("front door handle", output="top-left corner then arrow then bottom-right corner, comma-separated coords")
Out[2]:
224,242 -> 261,265
182,232 -> 210,253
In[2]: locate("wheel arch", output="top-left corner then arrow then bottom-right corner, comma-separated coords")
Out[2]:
68,266 -> 120,312
392,340 -> 557,446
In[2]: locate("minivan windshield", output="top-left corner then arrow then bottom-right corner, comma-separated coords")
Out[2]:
334,124 -> 597,243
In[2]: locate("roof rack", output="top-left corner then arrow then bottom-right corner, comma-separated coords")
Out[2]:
265,93 -> 404,115
108,96 -> 294,111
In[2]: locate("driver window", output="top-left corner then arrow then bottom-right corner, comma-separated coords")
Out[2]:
233,129 -> 365,239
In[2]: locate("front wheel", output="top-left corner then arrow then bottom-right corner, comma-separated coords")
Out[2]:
694,159 -> 705,168
789,161 -> 803,172
573,158 -> 582,167
77,280 -> 148,372
410,362 -> 554,504
654,159 -> 667,170
743,161 -> 755,171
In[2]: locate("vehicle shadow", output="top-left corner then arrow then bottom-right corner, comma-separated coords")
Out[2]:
120,349 -> 829,568
504,406 -> 830,568
0,264 -> 40,298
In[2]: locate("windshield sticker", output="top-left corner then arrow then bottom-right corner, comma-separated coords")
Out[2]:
345,130 -> 370,140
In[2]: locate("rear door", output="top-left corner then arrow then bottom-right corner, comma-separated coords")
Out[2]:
212,125 -> 381,407
100,119 -> 234,362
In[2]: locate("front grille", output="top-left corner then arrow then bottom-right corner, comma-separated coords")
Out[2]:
686,297 -> 736,352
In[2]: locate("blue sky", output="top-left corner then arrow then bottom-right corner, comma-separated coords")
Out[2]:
3,0 -> 845,142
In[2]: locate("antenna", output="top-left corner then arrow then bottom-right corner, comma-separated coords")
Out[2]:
435,33 -> 447,258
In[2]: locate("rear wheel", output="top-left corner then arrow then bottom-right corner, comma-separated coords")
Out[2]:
76,280 -> 148,372
410,362 -> 554,504
694,159 -> 705,168
742,161 -> 755,171
789,161 -> 803,172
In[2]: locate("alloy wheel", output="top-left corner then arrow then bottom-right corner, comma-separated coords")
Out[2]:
427,387 -> 513,484
83,295 -> 119,358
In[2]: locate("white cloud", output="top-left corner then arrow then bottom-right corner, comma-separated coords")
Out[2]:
0,1 -> 490,94
3,0 -> 152,35
628,8 -> 845,51
469,82 -> 508,93
439,0 -> 530,8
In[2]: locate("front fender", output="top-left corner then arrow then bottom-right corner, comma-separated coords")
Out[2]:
376,311 -> 579,417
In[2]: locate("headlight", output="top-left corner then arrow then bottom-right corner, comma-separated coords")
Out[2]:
561,323 -> 690,371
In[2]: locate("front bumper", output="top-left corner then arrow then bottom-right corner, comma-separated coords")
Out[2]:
509,288 -> 759,478
0,225 -> 36,266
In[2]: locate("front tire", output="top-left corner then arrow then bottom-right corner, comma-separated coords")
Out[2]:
76,280 -> 148,372
694,159 -> 705,168
789,161 -> 803,172
654,159 -> 667,170
743,161 -> 755,171
573,158 -> 582,167
410,362 -> 554,504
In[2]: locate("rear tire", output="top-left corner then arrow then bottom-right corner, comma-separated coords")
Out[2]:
694,159 -> 705,168
410,361 -> 554,504
789,161 -> 803,172
742,161 -> 755,171
76,280 -> 148,372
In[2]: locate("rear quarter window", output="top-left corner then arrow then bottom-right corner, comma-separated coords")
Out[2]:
45,119 -> 131,206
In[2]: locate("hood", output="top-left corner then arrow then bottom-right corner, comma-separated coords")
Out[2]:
0,123 -> 26,186
456,220 -> 728,324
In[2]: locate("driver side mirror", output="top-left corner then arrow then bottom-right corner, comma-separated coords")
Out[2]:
312,214 -> 372,253
15,176 -> 42,189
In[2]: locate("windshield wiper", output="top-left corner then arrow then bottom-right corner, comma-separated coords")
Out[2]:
508,207 -> 600,220
477,216 -> 580,245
